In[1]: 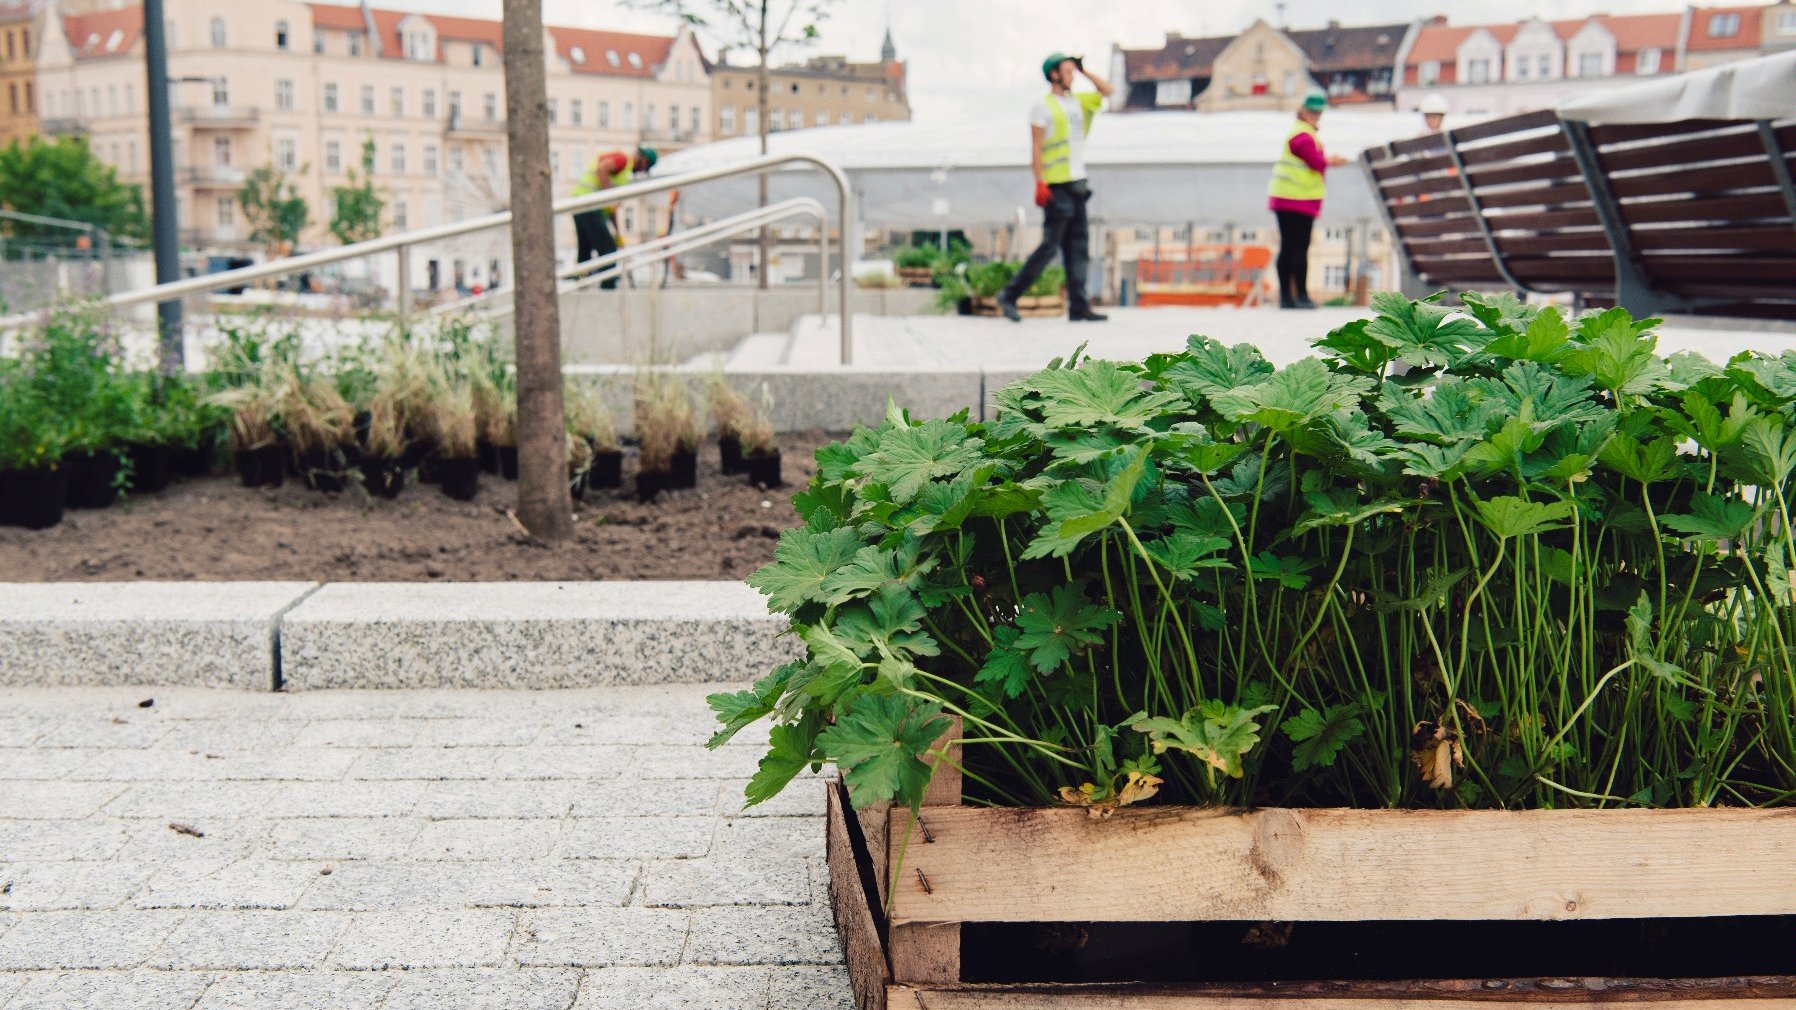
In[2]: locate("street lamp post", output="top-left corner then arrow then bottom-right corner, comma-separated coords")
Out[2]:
143,0 -> 182,374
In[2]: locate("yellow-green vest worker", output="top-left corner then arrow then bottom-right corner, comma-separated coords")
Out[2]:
1039,89 -> 1103,185
1268,91 -> 1344,310
1268,119 -> 1327,202
573,146 -> 658,289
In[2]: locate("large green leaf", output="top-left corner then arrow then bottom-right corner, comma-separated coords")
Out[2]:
850,419 -> 986,505
1378,380 -> 1500,445
1132,700 -> 1276,779
748,527 -> 864,612
1013,583 -> 1119,674
744,712 -> 822,807
1363,291 -> 1486,368
1561,312 -> 1669,396
1282,703 -> 1366,771
1160,337 -> 1275,401
1596,436 -> 1680,485
1017,360 -> 1183,430
974,625 -> 1032,699
1473,495 -> 1576,539
1209,358 -> 1373,434
817,694 -> 952,810
706,662 -> 799,749
1483,305 -> 1571,364
1661,493 -> 1755,540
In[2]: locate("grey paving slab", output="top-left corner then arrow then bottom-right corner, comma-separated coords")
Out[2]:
134,859 -> 321,910
0,972 -> 23,1007
513,907 -> 692,968
571,779 -> 720,818
716,778 -> 827,819
572,965 -> 771,1010
0,581 -> 316,690
414,781 -> 579,820
0,781 -> 129,819
32,716 -> 171,749
278,582 -> 801,689
120,818 -> 272,860
408,818 -> 564,861
103,782 -> 290,820
329,908 -> 516,969
2,969 -> 216,1010
267,817 -> 424,861
710,819 -> 824,862
685,906 -> 842,966
260,781 -> 427,819
0,861 -> 154,911
193,969 -> 400,1009
296,860 -> 636,911
766,964 -> 857,1010
346,747 -> 512,781
149,718 -> 305,753
0,910 -> 186,969
561,816 -> 715,860
380,968 -> 583,1010
636,856 -> 812,910
149,910 -> 349,969
0,820 -> 130,862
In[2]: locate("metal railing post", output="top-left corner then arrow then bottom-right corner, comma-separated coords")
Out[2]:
396,245 -> 412,326
838,184 -> 853,365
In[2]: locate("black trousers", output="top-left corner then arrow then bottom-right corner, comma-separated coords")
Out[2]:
1004,180 -> 1092,315
1274,209 -> 1315,303
575,210 -> 619,290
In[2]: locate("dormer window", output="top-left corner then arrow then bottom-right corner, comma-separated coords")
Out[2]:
627,52 -> 642,69
605,50 -> 619,67
106,30 -> 123,52
570,45 -> 585,64
404,31 -> 432,61
275,20 -> 289,50
471,42 -> 483,66
209,17 -> 226,48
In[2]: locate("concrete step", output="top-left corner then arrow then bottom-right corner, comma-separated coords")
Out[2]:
722,331 -> 794,370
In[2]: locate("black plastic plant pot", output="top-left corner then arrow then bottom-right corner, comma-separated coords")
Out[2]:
64,450 -> 122,509
719,435 -> 743,475
417,454 -> 441,484
128,443 -> 172,493
478,439 -> 500,475
299,449 -> 347,492
437,457 -> 479,501
744,449 -> 784,488
0,466 -> 68,530
637,468 -> 670,503
178,442 -> 216,477
568,469 -> 589,502
671,449 -> 698,489
500,445 -> 519,481
235,447 -> 285,488
400,439 -> 432,472
361,457 -> 405,499
589,449 -> 624,489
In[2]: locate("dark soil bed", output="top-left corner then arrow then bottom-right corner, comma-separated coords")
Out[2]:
0,432 -> 832,582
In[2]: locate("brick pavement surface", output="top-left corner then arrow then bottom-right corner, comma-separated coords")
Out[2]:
0,684 -> 851,1009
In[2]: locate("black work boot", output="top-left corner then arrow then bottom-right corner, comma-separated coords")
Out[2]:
996,293 -> 1022,322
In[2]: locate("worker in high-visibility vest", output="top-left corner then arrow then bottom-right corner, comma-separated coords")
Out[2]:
1267,91 -> 1347,310
996,52 -> 1115,323
572,145 -> 657,289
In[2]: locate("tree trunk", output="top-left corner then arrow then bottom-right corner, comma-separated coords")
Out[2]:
502,0 -> 573,541
756,2 -> 770,290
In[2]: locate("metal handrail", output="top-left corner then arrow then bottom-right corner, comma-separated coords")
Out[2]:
436,198 -> 828,319
0,152 -> 857,362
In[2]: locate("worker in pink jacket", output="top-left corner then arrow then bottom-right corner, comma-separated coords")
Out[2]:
1267,91 -> 1348,309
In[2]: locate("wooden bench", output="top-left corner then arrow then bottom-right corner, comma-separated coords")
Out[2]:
1364,109 -> 1796,319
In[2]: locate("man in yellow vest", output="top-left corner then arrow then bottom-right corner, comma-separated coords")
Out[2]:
572,145 -> 658,290
1267,91 -> 1347,310
997,52 -> 1114,323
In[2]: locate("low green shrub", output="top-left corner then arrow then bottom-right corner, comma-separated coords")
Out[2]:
716,293 -> 1796,814
892,246 -> 941,270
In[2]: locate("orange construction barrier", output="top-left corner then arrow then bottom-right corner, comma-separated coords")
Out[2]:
1134,245 -> 1274,307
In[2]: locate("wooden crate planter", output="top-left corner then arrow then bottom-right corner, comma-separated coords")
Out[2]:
824,730 -> 1796,1009
969,294 -> 1065,318
897,267 -> 936,288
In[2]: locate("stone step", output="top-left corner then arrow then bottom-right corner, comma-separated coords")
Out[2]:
722,331 -> 795,370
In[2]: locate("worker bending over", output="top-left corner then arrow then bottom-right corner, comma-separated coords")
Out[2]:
572,145 -> 658,290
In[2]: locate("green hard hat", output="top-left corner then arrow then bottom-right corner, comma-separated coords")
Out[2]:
1301,90 -> 1328,112
1042,52 -> 1074,79
638,146 -> 659,171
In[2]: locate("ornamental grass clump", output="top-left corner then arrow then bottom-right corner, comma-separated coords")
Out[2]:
715,292 -> 1796,815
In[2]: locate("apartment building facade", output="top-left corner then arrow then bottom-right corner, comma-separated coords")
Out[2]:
29,0 -> 711,291
709,32 -> 908,139
0,1 -> 34,147
1113,19 -> 1410,113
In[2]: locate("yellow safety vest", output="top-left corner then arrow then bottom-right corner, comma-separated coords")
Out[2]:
573,157 -> 633,214
1267,121 -> 1327,202
1040,92 -> 1102,185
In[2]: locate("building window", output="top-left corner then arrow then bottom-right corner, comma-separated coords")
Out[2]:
423,144 -> 437,175
837,110 -> 851,126
483,93 -> 496,121
1637,47 -> 1661,74
598,100 -> 609,128
449,146 -> 463,173
325,140 -> 341,171
769,108 -> 783,130
471,42 -> 483,66
276,137 -> 297,171
550,149 -> 560,178
360,85 -> 374,115
1515,57 -> 1530,80
391,143 -> 405,174
646,103 -> 656,130
394,200 -> 407,228
108,84 -> 118,115
743,107 -> 757,132
448,91 -> 461,119
124,84 -> 135,114
606,50 -> 619,67
391,86 -> 404,117
1538,54 -> 1551,77
1324,263 -> 1348,290
1466,58 -> 1490,84
217,195 -> 234,227
6,83 -> 15,115
313,30 -> 324,54
814,109 -> 828,128
1155,79 -> 1192,106
209,16 -> 226,48
570,45 -> 586,65
275,79 -> 294,111
127,140 -> 136,170
213,135 -> 232,166
211,78 -> 229,106
623,102 -> 634,129
1419,60 -> 1440,85
423,89 -> 436,117
1708,13 -> 1740,37
720,105 -> 735,133
570,99 -> 582,126
275,20 -> 289,50
627,52 -> 642,69
1780,11 -> 1796,34
1578,51 -> 1603,77
348,31 -> 362,57
324,83 -> 338,112
405,32 -> 431,61
24,82 -> 32,113
669,105 -> 679,131
547,98 -> 558,125
865,86 -> 875,101
691,107 -> 700,133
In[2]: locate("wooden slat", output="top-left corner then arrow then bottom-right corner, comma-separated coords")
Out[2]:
898,978 -> 1796,1004
1503,256 -> 1616,282
1404,237 -> 1494,257
1379,175 -> 1466,201
1458,130 -> 1570,167
1389,194 -> 1472,220
1480,207 -> 1603,231
887,806 -> 1796,925
1620,192 -> 1792,226
1387,132 -> 1452,157
1492,231 -> 1612,254
1452,108 -> 1559,144
1632,225 -> 1796,253
1394,214 -> 1485,239
1638,256 -> 1796,281
1371,152 -> 1452,181
1598,128 -> 1767,173
1414,263 -> 1509,284
890,991 -> 1796,1009
830,782 -> 890,1010
1588,118 -> 1741,145
886,719 -> 963,986
1609,161 -> 1777,198
1472,181 -> 1593,209
1466,156 -> 1582,188
1659,281 -> 1796,302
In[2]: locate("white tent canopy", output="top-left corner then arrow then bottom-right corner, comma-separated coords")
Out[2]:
655,108 -> 1440,230
1558,50 -> 1796,124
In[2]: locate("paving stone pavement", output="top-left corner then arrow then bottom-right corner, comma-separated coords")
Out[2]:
0,684 -> 851,1009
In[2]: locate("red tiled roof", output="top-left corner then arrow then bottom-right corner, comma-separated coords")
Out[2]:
308,4 -> 363,32
0,2 -> 34,22
1405,12 -> 1682,75
548,26 -> 674,77
64,7 -> 144,61
427,14 -> 501,46
305,5 -> 677,74
1687,5 -> 1764,50
1285,22 -> 1410,72
1120,35 -> 1234,82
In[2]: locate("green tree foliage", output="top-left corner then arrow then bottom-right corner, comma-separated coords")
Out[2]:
328,139 -> 383,245
0,136 -> 148,242
238,166 -> 310,259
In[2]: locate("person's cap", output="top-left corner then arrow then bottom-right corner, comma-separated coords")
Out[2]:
1301,90 -> 1328,112
637,146 -> 659,171
1042,52 -> 1074,78
1420,93 -> 1449,115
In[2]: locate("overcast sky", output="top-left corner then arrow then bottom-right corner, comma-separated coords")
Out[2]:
414,0 -> 1700,122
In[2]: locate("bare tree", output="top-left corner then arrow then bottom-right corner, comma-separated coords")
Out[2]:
501,0 -> 573,540
626,0 -> 835,289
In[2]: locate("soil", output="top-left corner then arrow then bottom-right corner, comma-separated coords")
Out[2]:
0,432 -> 836,582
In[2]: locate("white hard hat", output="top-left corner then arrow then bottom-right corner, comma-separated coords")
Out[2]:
1419,94 -> 1449,115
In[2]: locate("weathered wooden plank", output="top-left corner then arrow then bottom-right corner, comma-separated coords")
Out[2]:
887,718 -> 964,986
887,978 -> 1796,1003
858,801 -> 892,906
887,806 -> 1796,926
1451,108 -> 1560,144
889,992 -> 1796,1010
829,781 -> 890,1010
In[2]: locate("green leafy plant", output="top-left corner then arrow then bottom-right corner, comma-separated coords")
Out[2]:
717,293 -> 1796,815
893,246 -> 942,270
